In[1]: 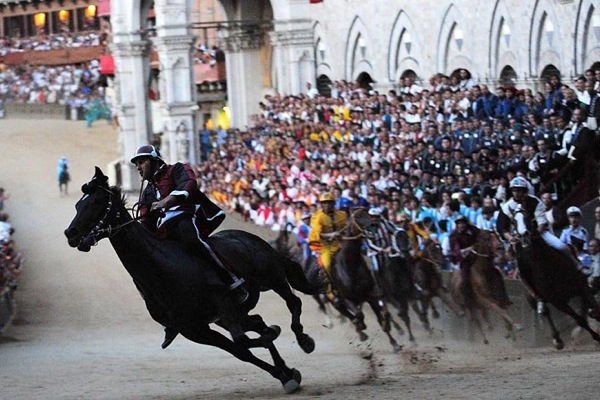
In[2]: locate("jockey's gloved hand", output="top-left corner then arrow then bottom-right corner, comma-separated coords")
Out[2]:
149,209 -> 166,218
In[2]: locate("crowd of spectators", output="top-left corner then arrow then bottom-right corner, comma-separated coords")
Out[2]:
0,61 -> 105,106
195,66 -> 600,277
0,31 -> 103,55
0,187 -> 22,302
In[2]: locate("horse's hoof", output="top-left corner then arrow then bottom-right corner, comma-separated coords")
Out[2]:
282,369 -> 302,394
483,339 -> 489,345
553,338 -> 564,350
298,334 -> 315,354
358,331 -> 369,342
513,324 -> 525,332
433,311 -> 440,319
392,343 -> 403,353
263,325 -> 281,342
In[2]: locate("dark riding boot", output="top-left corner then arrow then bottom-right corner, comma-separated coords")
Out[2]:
161,327 -> 178,349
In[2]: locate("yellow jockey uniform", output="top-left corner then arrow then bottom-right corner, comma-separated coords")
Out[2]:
397,212 -> 430,257
308,193 -> 348,276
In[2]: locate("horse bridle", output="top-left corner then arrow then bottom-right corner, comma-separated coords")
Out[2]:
80,185 -> 140,247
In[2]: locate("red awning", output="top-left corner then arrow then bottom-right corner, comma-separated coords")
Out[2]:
100,54 -> 115,75
97,0 -> 111,17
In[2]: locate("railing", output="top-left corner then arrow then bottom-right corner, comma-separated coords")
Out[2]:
0,46 -> 102,66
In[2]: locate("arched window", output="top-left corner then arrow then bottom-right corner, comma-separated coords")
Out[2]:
316,75 -> 332,97
540,64 -> 561,84
499,65 -> 517,87
356,72 -> 374,90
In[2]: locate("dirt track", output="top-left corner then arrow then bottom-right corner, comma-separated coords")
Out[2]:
0,118 -> 599,400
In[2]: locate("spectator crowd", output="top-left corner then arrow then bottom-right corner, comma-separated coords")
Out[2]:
0,187 -> 22,305
195,66 -> 600,279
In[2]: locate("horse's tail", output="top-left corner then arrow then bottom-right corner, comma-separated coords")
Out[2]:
281,252 -> 320,295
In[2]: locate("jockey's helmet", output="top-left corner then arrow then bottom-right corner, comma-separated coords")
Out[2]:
319,192 -> 335,203
301,212 -> 311,220
454,215 -> 469,224
131,145 -> 163,163
566,206 -> 582,217
368,208 -> 382,217
509,176 -> 528,190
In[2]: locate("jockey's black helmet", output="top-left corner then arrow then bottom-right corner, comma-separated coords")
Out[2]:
131,145 -> 163,164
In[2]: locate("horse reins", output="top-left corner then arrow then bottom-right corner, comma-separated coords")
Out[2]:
83,186 -> 142,246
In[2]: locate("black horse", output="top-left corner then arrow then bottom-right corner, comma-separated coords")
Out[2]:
64,167 -> 319,393
512,212 -> 600,349
412,238 -> 464,331
326,208 -> 402,352
365,227 -> 420,343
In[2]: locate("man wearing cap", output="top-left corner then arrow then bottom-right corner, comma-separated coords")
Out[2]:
560,206 -> 589,253
308,192 -> 348,301
131,144 -> 247,349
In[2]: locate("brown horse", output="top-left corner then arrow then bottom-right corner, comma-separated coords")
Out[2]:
413,239 -> 464,331
326,208 -> 402,352
450,230 -> 519,344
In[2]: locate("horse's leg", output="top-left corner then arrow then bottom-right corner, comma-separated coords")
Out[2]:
552,301 -> 600,346
476,296 -> 520,339
430,299 -> 440,319
437,290 -> 466,317
396,297 -> 416,344
527,297 -> 565,350
271,284 -> 315,354
465,306 -> 489,345
339,299 -> 368,340
184,325 -> 301,394
314,294 -> 334,328
413,297 -> 431,331
368,298 -> 402,352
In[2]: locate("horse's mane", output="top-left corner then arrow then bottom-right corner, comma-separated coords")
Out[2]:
109,186 -> 129,209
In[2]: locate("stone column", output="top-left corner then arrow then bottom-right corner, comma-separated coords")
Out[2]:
110,40 -> 153,191
220,25 -> 264,129
269,20 -> 315,97
154,0 -> 200,165
153,35 -> 199,165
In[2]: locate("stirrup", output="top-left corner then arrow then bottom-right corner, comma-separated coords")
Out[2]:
229,277 -> 245,290
229,278 -> 249,304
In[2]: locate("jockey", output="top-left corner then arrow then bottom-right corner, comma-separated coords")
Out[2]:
131,144 -> 248,348
296,212 -> 312,267
449,215 -> 480,300
308,192 -> 348,302
496,176 -> 573,262
395,211 -> 430,258
365,208 -> 400,276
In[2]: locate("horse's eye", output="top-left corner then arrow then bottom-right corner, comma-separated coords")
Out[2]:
81,183 -> 92,194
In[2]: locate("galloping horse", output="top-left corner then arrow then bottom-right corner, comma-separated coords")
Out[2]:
64,167 -> 319,393
327,208 -> 402,352
512,211 -> 600,349
365,227 -> 419,343
450,230 -> 519,344
412,239 -> 464,331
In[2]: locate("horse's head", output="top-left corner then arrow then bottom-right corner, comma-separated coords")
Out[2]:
64,166 -> 118,252
343,207 -> 369,238
472,230 -> 503,260
421,238 -> 445,266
